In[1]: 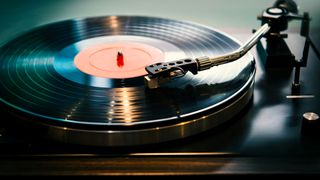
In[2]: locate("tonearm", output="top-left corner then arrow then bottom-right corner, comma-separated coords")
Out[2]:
144,23 -> 270,89
144,0 -> 317,89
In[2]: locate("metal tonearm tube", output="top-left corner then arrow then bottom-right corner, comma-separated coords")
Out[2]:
144,23 -> 271,89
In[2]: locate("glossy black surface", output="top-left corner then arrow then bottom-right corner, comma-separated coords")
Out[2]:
0,33 -> 319,156
0,16 -> 254,127
0,0 -> 320,175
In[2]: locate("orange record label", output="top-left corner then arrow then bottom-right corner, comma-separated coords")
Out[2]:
74,42 -> 165,78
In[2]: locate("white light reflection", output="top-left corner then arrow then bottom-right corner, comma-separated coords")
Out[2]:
108,16 -> 119,29
106,90 -> 134,125
122,90 -> 134,124
64,101 -> 82,121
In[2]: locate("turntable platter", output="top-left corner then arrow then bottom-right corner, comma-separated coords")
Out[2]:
0,16 -> 255,146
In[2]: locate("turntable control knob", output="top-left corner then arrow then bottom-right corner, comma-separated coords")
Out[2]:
303,112 -> 319,121
301,112 -> 320,135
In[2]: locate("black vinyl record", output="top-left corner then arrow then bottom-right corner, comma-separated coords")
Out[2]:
0,16 -> 255,146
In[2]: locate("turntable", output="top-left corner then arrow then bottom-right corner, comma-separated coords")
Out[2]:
0,0 -> 320,176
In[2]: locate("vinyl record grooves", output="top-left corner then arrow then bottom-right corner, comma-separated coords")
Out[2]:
0,16 -> 255,146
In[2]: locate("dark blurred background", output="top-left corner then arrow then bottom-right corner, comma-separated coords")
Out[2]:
0,0 -> 319,46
